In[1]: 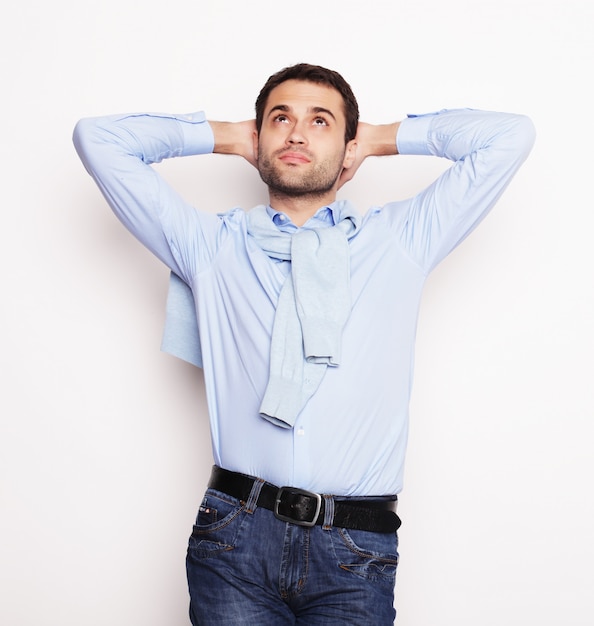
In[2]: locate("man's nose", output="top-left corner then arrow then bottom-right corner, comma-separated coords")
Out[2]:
286,121 -> 307,145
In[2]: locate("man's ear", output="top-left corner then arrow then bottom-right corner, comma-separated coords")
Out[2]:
342,139 -> 357,169
252,129 -> 259,161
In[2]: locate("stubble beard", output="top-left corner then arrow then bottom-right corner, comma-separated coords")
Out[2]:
257,149 -> 345,199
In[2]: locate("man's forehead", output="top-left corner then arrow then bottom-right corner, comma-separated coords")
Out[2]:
264,80 -> 344,117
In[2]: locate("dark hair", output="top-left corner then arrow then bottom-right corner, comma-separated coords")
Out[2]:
255,63 -> 359,143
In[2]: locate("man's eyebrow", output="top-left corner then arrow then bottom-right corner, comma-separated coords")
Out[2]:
267,104 -> 337,121
268,104 -> 290,117
311,106 -> 336,121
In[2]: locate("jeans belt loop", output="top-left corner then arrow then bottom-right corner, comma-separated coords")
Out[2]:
322,494 -> 335,530
245,478 -> 265,514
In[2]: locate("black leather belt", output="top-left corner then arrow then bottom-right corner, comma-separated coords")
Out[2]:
208,466 -> 401,533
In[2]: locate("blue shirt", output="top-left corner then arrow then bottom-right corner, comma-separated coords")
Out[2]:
73,108 -> 535,496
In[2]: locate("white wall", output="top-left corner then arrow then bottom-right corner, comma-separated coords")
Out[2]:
2,0 -> 592,624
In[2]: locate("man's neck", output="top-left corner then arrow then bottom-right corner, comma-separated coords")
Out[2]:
268,189 -> 337,226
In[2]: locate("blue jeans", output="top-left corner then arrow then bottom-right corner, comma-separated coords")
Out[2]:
186,483 -> 399,625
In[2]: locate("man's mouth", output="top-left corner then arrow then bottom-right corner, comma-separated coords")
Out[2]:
278,150 -> 312,164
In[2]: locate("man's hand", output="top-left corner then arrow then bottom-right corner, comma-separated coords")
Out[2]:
211,120 -> 258,168
338,121 -> 401,189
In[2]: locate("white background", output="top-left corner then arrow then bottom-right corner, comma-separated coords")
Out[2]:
2,1 -> 593,624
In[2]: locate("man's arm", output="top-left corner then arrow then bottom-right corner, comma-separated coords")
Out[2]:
340,109 -> 535,271
396,109 -> 535,272
73,112 -> 257,283
73,112 -> 215,282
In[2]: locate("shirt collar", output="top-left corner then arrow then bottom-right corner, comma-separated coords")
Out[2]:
266,201 -> 344,230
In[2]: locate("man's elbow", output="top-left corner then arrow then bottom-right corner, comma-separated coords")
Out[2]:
72,117 -> 93,165
512,114 -> 537,161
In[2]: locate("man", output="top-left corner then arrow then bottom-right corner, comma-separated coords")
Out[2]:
73,63 -> 535,624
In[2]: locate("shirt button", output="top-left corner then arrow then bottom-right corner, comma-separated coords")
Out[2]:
297,428 -> 305,436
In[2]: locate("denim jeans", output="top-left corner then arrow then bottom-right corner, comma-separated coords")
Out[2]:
186,483 -> 399,625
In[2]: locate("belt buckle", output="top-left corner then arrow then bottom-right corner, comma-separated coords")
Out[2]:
274,486 -> 322,527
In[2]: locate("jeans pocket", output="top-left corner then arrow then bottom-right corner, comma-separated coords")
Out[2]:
333,527 -> 399,582
188,489 -> 246,559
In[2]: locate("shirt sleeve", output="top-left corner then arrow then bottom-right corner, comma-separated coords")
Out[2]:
72,111 -> 220,284
391,108 -> 536,273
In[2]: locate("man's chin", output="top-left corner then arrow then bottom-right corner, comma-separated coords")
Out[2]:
269,183 -> 335,199
259,173 -> 336,199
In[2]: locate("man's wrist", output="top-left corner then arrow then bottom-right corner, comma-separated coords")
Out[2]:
210,120 -> 256,162
211,121 -> 239,155
361,122 -> 400,157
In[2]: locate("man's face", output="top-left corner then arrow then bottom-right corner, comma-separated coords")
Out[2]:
254,80 -> 356,198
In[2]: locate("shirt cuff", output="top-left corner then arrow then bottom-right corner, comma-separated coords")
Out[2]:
396,111 -> 439,156
176,111 -> 215,156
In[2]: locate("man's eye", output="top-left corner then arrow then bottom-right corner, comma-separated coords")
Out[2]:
274,115 -> 289,123
313,117 -> 328,126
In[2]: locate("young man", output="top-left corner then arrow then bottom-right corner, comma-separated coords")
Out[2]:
73,63 -> 535,624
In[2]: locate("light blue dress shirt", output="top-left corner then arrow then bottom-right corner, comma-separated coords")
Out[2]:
73,108 -> 535,496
